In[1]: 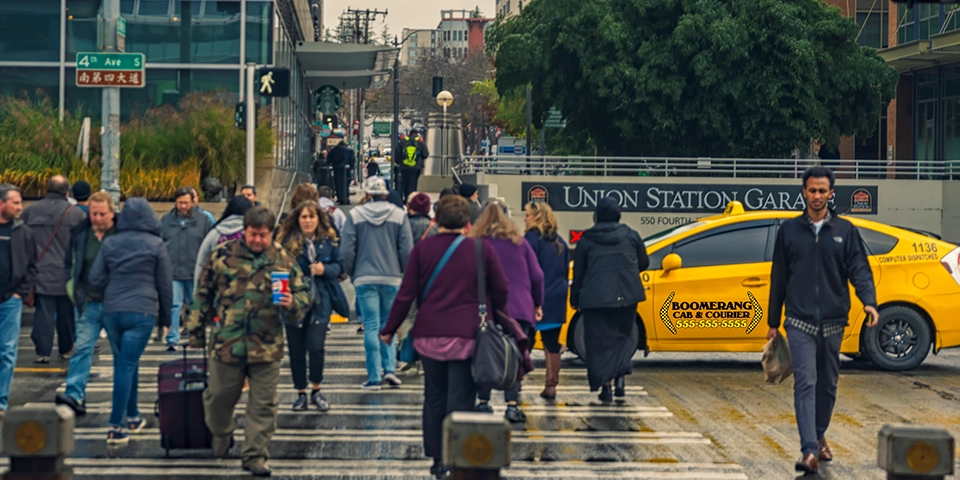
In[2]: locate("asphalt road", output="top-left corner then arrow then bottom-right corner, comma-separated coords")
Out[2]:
5,310 -> 959,479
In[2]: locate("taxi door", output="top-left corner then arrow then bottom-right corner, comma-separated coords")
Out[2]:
650,221 -> 775,346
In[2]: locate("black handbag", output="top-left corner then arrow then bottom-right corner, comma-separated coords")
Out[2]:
471,239 -> 522,392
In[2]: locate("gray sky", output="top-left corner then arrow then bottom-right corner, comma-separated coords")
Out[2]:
322,0 -> 496,40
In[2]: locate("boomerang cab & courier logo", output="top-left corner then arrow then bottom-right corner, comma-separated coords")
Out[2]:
658,292 -> 765,335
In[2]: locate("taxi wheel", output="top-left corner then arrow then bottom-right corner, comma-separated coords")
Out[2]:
567,313 -> 642,363
861,306 -> 931,371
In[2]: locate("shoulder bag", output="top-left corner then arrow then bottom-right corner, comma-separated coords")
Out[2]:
471,238 -> 522,391
24,205 -> 74,307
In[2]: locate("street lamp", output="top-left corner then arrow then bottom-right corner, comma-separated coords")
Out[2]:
436,91 -> 454,174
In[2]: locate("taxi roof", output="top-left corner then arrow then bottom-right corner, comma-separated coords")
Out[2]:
688,201 -> 947,244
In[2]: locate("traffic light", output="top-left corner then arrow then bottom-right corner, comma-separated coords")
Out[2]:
235,102 -> 259,130
432,76 -> 443,97
256,67 -> 291,98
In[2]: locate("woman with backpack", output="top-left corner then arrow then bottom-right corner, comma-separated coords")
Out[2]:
523,202 -> 570,400
277,201 -> 347,411
192,196 -> 254,289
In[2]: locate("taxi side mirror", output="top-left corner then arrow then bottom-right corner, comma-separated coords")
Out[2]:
662,253 -> 682,273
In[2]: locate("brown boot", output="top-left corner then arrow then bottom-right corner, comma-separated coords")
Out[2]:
540,353 -> 561,399
211,434 -> 234,458
242,457 -> 272,477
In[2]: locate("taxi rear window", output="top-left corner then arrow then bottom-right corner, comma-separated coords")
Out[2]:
858,227 -> 898,256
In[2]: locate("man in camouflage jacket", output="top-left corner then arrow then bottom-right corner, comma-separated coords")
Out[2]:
188,207 -> 311,477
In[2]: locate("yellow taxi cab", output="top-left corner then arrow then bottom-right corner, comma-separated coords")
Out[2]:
558,201 -> 960,371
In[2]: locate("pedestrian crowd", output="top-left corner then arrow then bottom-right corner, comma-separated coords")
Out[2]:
0,166 -> 859,477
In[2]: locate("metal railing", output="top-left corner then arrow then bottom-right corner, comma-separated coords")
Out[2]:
453,156 -> 960,180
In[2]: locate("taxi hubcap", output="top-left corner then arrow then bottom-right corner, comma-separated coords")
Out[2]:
879,319 -> 917,358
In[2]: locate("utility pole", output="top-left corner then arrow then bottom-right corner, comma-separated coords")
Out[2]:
525,84 -> 532,174
101,0 -> 121,203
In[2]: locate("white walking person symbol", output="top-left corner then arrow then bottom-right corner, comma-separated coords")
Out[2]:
260,71 -> 275,94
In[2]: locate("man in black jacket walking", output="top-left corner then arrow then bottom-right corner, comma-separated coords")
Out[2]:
0,184 -> 37,419
767,167 -> 879,475
328,143 -> 355,205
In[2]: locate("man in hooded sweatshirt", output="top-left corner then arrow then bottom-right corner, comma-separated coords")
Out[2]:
341,176 -> 413,390
570,196 -> 649,403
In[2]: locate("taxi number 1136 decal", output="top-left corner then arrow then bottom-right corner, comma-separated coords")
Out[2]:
658,292 -> 764,335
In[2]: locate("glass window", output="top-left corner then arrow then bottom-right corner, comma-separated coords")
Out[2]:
0,1 -> 61,61
647,247 -> 668,271
899,4 -> 916,45
857,227 -> 899,255
410,33 -> 417,42
68,0 -> 244,63
409,49 -> 416,58
918,4 -> 939,41
0,67 -> 59,101
65,67 -> 239,119
674,226 -> 770,268
246,0 -> 272,64
856,0 -> 888,49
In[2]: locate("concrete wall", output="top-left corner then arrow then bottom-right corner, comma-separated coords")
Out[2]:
475,173 -> 949,241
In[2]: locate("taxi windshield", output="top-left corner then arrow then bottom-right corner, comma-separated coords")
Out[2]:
643,222 -> 704,247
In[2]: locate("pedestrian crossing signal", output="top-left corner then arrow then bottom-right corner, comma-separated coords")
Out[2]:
257,67 -> 290,98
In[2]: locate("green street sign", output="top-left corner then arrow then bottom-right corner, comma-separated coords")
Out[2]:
373,121 -> 391,136
117,17 -> 126,36
544,107 -> 566,129
76,52 -> 144,71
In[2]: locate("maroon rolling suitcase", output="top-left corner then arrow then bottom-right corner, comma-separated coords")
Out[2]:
156,343 -> 212,456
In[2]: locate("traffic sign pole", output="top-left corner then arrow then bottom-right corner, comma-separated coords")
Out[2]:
246,63 -> 256,186
101,0 -> 121,205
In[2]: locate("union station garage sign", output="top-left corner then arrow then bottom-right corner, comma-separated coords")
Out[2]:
522,182 -> 878,215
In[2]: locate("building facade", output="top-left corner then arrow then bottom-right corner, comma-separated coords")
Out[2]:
399,28 -> 435,67
0,0 -> 318,172
495,0 -> 522,18
400,9 -> 493,65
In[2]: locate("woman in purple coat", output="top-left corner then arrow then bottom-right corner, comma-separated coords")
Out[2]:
470,198 -> 544,423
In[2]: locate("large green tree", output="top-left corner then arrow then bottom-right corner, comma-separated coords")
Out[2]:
486,0 -> 899,157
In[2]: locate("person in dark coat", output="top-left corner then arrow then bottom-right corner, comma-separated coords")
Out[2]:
277,201 -> 346,413
328,142 -> 354,205
89,197 -> 173,444
570,196 -> 649,403
523,201 -> 570,400
458,183 -> 482,224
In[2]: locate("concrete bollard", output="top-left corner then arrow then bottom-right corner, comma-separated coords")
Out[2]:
443,411 -> 511,480
0,406 -> 75,480
878,424 -> 955,480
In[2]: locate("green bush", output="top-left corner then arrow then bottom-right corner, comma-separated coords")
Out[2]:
0,91 -> 275,197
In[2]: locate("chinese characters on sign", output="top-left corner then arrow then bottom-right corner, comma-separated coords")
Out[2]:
75,52 -> 145,88
76,70 -> 144,87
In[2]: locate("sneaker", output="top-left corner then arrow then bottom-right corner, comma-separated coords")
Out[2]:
292,393 -> 308,411
166,344 -> 177,352
127,416 -> 147,434
242,457 -> 272,477
475,402 -> 494,413
614,376 -> 626,399
59,348 -> 75,360
34,356 -> 50,364
361,381 -> 382,391
55,393 -> 87,416
311,390 -> 330,412
212,434 -> 234,458
356,325 -> 364,334
100,328 -> 107,339
504,405 -> 527,423
106,428 -> 128,445
382,373 -> 402,387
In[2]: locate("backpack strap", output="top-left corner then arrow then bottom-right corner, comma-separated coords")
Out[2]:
421,235 -> 465,303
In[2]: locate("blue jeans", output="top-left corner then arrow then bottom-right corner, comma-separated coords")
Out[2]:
102,312 -> 154,427
167,280 -> 193,346
0,296 -> 23,411
356,284 -> 398,383
64,302 -> 103,403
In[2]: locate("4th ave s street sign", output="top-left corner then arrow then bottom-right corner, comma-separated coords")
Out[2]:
523,182 -> 878,215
